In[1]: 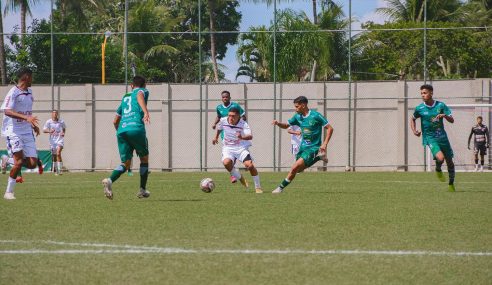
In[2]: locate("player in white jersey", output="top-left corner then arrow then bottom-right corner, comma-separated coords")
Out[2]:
43,110 -> 66,175
287,125 -> 301,157
212,107 -> 262,193
1,68 -> 43,200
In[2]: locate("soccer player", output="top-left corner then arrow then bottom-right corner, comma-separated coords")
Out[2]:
287,125 -> 302,158
467,116 -> 489,172
212,107 -> 263,194
411,84 -> 456,192
43,110 -> 66,175
101,76 -> 150,200
212,90 -> 246,184
272,96 -> 333,194
1,68 -> 43,200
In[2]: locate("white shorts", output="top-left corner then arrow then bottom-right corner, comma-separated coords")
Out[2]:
50,139 -> 64,153
6,133 -> 38,158
222,147 -> 252,163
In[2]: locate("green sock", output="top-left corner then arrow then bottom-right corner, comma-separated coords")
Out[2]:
279,178 -> 291,189
140,163 -> 149,190
109,164 -> 126,183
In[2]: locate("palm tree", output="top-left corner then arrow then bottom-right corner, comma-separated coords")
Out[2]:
377,0 -> 462,22
206,0 -> 220,82
0,0 -> 6,84
4,0 -> 39,43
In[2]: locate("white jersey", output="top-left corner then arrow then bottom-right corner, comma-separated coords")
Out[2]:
217,117 -> 252,149
1,86 -> 34,136
288,125 -> 301,146
43,119 -> 66,145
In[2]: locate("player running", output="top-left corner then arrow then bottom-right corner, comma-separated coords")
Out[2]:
272,96 -> 334,194
467,116 -> 489,172
101,76 -> 150,200
212,90 -> 246,184
1,68 -> 43,200
411,84 -> 456,192
43,110 -> 66,175
212,107 -> 262,194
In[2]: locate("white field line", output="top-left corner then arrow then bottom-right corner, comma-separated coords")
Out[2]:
0,240 -> 491,256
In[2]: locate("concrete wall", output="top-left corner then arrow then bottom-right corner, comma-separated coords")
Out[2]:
0,79 -> 489,172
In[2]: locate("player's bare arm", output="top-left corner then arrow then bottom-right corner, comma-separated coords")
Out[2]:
237,133 -> 252,140
113,115 -> 121,130
468,128 -> 474,149
212,116 -> 220,129
272,120 -> 289,129
410,117 -> 421,137
212,130 -> 221,145
137,91 -> 150,124
320,124 -> 334,153
4,109 -> 39,127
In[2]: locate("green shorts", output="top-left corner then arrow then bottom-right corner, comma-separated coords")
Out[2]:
296,146 -> 320,168
117,130 -> 149,163
427,139 -> 454,160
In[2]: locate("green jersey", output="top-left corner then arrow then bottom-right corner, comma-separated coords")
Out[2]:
288,110 -> 329,149
413,100 -> 452,145
116,88 -> 149,135
216,102 -> 245,118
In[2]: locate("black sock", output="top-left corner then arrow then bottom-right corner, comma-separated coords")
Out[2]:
140,163 -> 149,190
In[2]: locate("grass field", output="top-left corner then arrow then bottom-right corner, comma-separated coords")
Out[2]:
1,171 -> 491,284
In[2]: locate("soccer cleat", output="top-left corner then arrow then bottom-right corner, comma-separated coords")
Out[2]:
3,192 -> 15,200
230,175 -> 237,183
1,155 -> 7,174
448,184 -> 456,192
137,188 -> 150,199
272,187 -> 284,194
479,165 -> 484,172
435,171 -> 445,182
255,188 -> 263,194
239,175 -> 248,188
102,178 -> 113,200
38,160 -> 43,175
15,176 -> 24,183
127,170 -> 133,177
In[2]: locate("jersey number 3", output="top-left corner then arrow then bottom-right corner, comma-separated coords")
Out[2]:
123,97 -> 132,114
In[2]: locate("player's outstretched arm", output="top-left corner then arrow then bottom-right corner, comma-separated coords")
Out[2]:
410,117 -> 421,137
212,130 -> 221,145
272,120 -> 289,129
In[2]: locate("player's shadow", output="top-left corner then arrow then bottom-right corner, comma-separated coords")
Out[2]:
142,199 -> 205,202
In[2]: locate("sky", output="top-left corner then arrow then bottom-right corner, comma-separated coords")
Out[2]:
1,0 -> 389,82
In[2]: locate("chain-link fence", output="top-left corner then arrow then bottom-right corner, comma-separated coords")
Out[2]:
0,1 -> 490,171
1,79 -> 488,172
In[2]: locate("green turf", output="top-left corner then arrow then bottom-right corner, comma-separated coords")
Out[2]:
1,171 -> 491,284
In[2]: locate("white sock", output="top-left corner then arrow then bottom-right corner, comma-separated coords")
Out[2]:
6,177 -> 16,193
252,175 -> 261,188
230,168 -> 241,180
57,162 -> 62,173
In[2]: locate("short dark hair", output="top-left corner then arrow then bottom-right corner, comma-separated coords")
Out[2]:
228,107 -> 240,115
221,90 -> 231,97
477,116 -> 483,120
420,84 -> 433,92
293,96 -> 308,104
132,75 -> 146,88
16,68 -> 32,81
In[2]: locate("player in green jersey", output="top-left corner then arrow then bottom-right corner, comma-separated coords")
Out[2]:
271,96 -> 334,193
102,76 -> 151,200
212,90 -> 246,184
411,84 -> 456,192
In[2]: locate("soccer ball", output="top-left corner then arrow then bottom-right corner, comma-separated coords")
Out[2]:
200,178 -> 215,193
